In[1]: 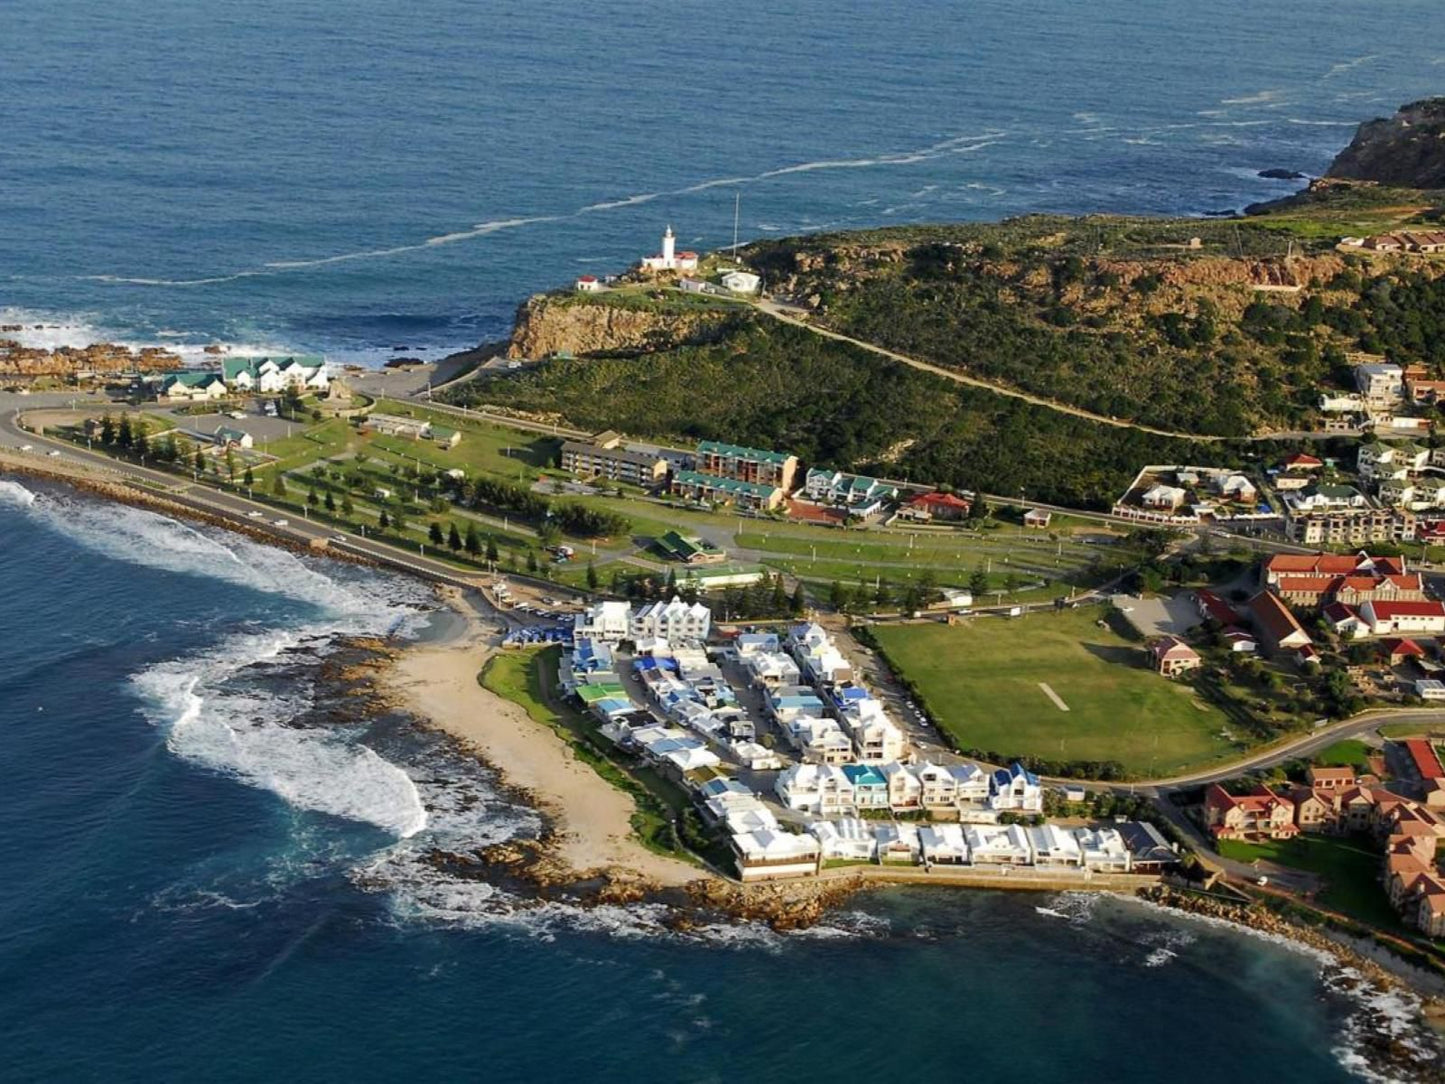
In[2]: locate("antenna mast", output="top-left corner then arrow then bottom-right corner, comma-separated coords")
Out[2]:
732,191 -> 741,257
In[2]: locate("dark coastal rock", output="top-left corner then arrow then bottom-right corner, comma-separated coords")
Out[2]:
1258,168 -> 1307,181
1327,97 -> 1445,189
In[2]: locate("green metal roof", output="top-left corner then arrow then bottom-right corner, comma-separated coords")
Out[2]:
674,470 -> 779,499
221,355 -> 325,380
696,439 -> 792,465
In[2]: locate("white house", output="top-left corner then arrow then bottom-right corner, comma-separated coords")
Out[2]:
775,762 -> 855,815
918,824 -> 969,864
881,761 -> 922,811
575,274 -> 602,293
742,651 -> 800,689
990,763 -> 1044,813
1141,484 -> 1187,511
159,371 -> 229,401
951,763 -> 992,812
212,426 -> 253,449
731,829 -> 820,881
1026,824 -> 1083,867
873,822 -> 922,864
964,823 -> 1032,865
720,269 -> 761,294
574,600 -> 632,642
630,596 -> 711,642
789,717 -> 854,765
1073,827 -> 1132,871
222,356 -> 328,394
809,818 -> 877,862
639,226 -> 699,273
1355,362 -> 1404,407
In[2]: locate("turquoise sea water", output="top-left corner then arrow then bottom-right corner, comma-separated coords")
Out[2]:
0,480 -> 1384,1081
5,3 -> 1445,1078
2,0 -> 1444,362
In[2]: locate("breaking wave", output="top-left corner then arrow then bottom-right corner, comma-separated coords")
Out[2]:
0,479 -> 37,507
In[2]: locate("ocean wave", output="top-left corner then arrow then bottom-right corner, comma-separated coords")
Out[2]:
0,479 -> 37,507
0,306 -> 291,361
1323,55 -> 1378,80
132,629 -> 428,838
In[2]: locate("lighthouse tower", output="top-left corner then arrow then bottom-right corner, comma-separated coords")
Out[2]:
662,225 -> 676,267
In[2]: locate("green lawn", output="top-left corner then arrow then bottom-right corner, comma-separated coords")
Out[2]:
871,607 -> 1239,776
1216,835 -> 1398,929
1312,740 -> 1374,769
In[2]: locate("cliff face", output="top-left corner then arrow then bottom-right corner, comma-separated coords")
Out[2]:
1327,97 -> 1445,189
506,295 -> 736,359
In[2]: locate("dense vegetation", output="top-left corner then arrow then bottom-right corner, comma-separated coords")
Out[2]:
447,316 -> 1225,509
740,211 -> 1445,436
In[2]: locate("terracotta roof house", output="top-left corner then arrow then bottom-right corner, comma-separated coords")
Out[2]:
1322,601 -> 1364,639
1382,638 -> 1427,666
1282,452 -> 1323,471
1149,636 -> 1201,677
1262,552 -> 1407,585
1203,784 -> 1299,840
899,491 -> 972,522
1194,589 -> 1239,626
1249,591 -> 1312,657
1307,766 -> 1357,791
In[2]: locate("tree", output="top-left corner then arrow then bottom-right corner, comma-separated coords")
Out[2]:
193,447 -> 205,474
790,582 -> 807,616
484,534 -> 498,563
448,522 -> 463,551
324,490 -> 336,513
586,561 -> 599,590
225,447 -> 236,481
464,525 -> 481,558
829,580 -> 846,611
341,495 -> 354,516
379,510 -> 391,531
392,510 -> 408,535
526,549 -> 539,573
99,414 -> 115,445
243,466 -> 255,487
117,415 -> 134,450
771,575 -> 788,613
271,471 -> 287,496
969,564 -> 989,598
134,422 -> 150,459
429,522 -> 445,546
307,488 -> 319,507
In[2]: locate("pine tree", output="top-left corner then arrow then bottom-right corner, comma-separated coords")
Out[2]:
526,550 -> 538,573
465,525 -> 481,558
790,583 -> 806,616
134,422 -> 150,458
99,414 -> 115,445
307,488 -> 319,507
379,510 -> 391,531
272,471 -> 287,496
243,466 -> 255,487
429,522 -> 444,546
829,581 -> 845,611
341,495 -> 354,516
117,415 -> 134,449
770,574 -> 787,614
485,534 -> 498,562
193,447 -> 205,474
969,563 -> 989,598
448,522 -> 462,551
586,561 -> 599,590
225,447 -> 236,480
324,490 -> 336,513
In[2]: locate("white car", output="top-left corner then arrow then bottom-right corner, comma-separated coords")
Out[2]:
273,518 -> 289,527
18,444 -> 32,452
247,511 -> 265,519
46,450 -> 60,457
331,535 -> 347,543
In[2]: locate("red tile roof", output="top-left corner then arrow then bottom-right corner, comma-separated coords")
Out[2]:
908,491 -> 971,512
1382,637 -> 1426,658
1195,589 -> 1238,625
1322,601 -> 1359,625
1365,601 -> 1445,620
1405,739 -> 1445,781
1283,453 -> 1323,469
1265,553 -> 1406,577
1250,590 -> 1310,647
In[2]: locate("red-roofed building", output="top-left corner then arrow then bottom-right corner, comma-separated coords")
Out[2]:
1263,552 -> 1407,586
1270,571 -> 1423,607
1359,600 -> 1445,635
1322,601 -> 1365,639
575,274 -> 601,293
1382,638 -> 1426,666
1307,766 -> 1357,791
1404,739 -> 1445,782
1149,636 -> 1201,677
1194,589 -> 1238,626
899,491 -> 971,523
1249,591 -> 1312,657
1283,452 -> 1323,471
1203,784 -> 1299,840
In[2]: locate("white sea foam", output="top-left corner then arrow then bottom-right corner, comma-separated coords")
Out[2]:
1323,55 -> 1378,80
0,480 -> 37,507
0,306 -> 291,361
132,630 -> 429,838
1220,89 -> 1284,106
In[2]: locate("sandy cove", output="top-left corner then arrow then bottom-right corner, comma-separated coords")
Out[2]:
381,587 -> 702,889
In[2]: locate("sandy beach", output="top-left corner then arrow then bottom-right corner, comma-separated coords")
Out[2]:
383,587 -> 702,888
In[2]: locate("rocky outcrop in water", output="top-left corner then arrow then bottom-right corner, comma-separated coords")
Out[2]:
506,294 -> 736,359
0,340 -> 183,377
1327,97 -> 1445,190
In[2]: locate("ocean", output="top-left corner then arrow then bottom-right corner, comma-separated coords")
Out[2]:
4,2 -> 1445,1078
2,0 -> 1444,364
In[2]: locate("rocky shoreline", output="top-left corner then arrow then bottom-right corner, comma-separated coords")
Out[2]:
1139,885 -> 1445,1079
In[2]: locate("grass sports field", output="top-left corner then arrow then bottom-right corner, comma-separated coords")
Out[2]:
871,607 -> 1238,777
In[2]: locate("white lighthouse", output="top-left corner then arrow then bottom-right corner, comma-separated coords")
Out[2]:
640,225 -> 698,273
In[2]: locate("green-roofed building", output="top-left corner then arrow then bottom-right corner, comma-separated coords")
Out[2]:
654,529 -> 725,564
696,439 -> 798,491
158,371 -> 228,401
430,423 -> 461,448
671,470 -> 784,511
220,355 -> 328,393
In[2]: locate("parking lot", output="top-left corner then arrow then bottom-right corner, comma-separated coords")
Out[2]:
1111,591 -> 1199,640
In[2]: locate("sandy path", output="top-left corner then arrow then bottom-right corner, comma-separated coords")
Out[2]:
384,590 -> 701,887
